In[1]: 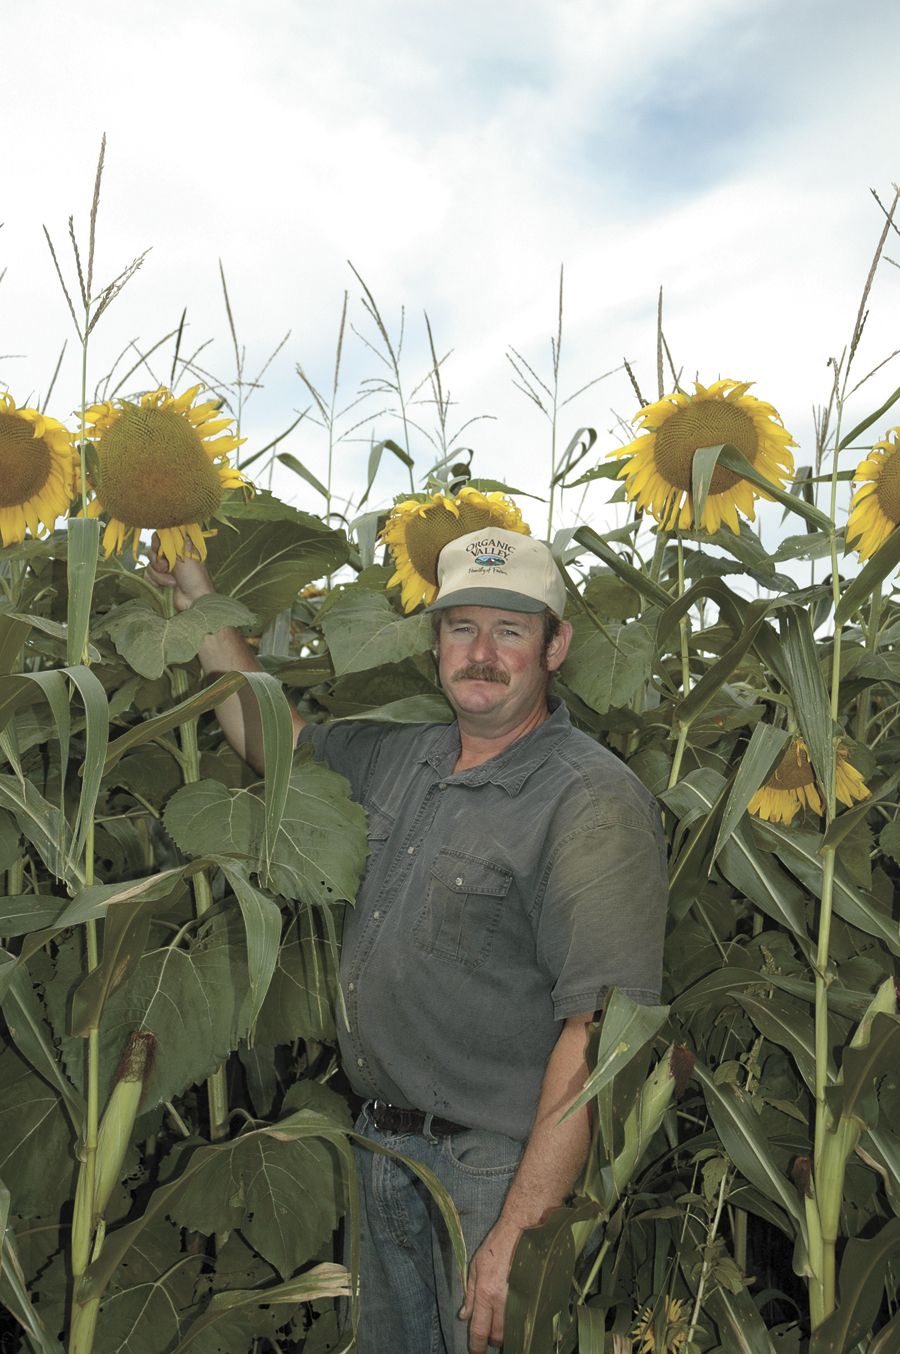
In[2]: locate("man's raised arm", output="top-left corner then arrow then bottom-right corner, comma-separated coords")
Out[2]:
145,539 -> 305,773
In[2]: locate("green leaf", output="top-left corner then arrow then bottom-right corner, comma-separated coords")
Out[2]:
0,774 -> 72,885
733,991 -> 821,1093
879,821 -> 900,867
838,1013 -> 900,1128
714,444 -> 832,530
573,526 -> 672,608
69,874 -> 189,1036
504,1201 -> 601,1354
759,822 -> 900,955
566,990 -> 669,1117
65,665 -> 110,874
205,509 -> 349,626
165,757 -> 367,906
678,598 -> 775,724
712,723 -> 791,864
0,1180 -> 65,1354
173,1263 -> 351,1353
575,1304 -> 607,1354
809,1217 -> 900,1352
772,531 -> 835,563
98,594 -> 255,680
276,450 -> 329,499
835,526 -> 900,623
0,1048 -> 75,1220
838,382 -> 900,450
1,962 -> 83,1128
238,670 -> 296,877
778,608 -> 835,800
0,893 -> 65,936
679,1214 -> 776,1354
334,692 -> 453,725
99,915 -> 252,1109
66,516 -> 100,666
171,1082 -> 350,1279
219,864 -> 282,1027
254,907 -> 340,1046
322,590 -> 433,677
0,612 -> 31,674
693,1060 -> 807,1247
561,617 -> 655,715
690,442 -> 729,529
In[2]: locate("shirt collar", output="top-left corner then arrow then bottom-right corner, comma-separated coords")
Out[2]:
420,697 -> 572,795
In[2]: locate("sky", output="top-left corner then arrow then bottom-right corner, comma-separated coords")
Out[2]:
3,0 -> 900,547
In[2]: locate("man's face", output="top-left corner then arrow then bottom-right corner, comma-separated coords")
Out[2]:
435,605 -> 570,730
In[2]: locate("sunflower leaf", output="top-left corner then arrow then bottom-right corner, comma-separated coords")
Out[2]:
205,509 -> 349,626
321,590 -> 433,676
97,595 -> 255,680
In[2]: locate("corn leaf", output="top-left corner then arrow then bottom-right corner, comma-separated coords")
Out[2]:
714,445 -> 832,530
173,1264 -> 351,1353
219,863 -> 282,1027
693,1061 -> 807,1244
0,1179 -> 65,1354
778,608 -> 835,801
504,1201 -> 602,1354
711,723 -> 791,864
573,526 -> 671,608
566,990 -> 669,1117
0,964 -> 83,1128
834,525 -> 900,623
809,1217 -> 900,1353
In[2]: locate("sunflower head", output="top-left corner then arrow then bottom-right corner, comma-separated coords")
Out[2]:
632,1295 -> 690,1353
0,393 -> 77,547
847,427 -> 900,561
747,737 -> 870,826
380,485 -> 529,612
84,385 -> 248,569
612,379 -> 796,534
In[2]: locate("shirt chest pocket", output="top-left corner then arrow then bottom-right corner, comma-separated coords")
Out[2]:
414,849 -> 513,970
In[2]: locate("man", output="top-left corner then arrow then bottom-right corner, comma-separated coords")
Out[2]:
148,527 -> 668,1354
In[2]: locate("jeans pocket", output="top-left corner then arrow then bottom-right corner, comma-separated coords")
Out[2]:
443,1127 -> 524,1178
413,849 -> 512,970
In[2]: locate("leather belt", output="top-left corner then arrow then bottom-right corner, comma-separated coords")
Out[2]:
370,1099 -> 467,1137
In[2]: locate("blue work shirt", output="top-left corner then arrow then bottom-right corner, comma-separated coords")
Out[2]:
299,698 -> 668,1141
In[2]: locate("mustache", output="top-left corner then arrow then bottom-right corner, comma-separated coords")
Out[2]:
451,664 -> 510,685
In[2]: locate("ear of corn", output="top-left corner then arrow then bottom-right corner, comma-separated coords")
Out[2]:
93,1031 -> 156,1220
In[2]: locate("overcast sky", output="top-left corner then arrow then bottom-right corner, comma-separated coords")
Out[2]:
3,0 -> 900,543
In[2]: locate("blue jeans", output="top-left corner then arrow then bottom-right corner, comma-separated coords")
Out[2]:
349,1106 -> 524,1354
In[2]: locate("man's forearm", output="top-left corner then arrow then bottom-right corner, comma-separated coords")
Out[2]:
499,1013 -> 592,1230
197,625 -> 304,773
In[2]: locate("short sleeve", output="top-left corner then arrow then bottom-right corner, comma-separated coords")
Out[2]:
297,721 -> 390,803
535,815 -> 668,1018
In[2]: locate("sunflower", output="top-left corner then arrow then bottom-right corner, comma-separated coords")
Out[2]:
614,379 -> 796,534
748,737 -> 870,825
380,485 -> 529,612
0,393 -> 77,547
632,1295 -> 690,1353
83,385 -> 247,569
847,428 -> 900,561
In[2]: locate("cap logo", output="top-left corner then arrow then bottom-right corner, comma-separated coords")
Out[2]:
466,536 -> 514,570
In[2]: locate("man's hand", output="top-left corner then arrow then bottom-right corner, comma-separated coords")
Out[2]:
459,1218 -> 521,1352
144,533 -> 214,613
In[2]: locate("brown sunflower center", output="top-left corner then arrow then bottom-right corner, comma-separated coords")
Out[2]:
0,414 -> 52,509
652,399 -> 759,495
770,742 -> 816,791
404,500 -> 505,585
96,408 -> 223,528
875,446 -> 900,525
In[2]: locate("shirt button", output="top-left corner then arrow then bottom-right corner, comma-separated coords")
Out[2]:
347,981 -> 355,992
407,845 -> 416,855
439,782 -> 448,790
373,911 -> 382,920
455,876 -> 464,886
356,1057 -> 366,1068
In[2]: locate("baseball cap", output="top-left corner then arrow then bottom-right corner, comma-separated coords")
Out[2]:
427,528 -> 566,616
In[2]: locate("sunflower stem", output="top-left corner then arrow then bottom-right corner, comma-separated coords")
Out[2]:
162,589 -> 229,1140
676,534 -> 691,698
